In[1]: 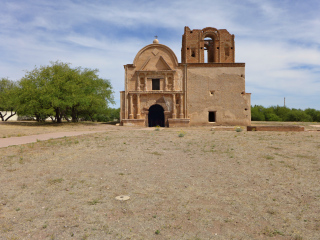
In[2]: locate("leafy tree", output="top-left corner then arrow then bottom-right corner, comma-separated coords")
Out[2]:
286,109 -> 313,122
0,78 -> 19,121
251,105 -> 320,122
271,106 -> 290,121
304,108 -> 320,122
18,61 -> 114,122
263,107 -> 282,121
251,105 -> 265,121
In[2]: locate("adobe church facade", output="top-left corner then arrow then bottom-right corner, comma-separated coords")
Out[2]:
120,26 -> 251,127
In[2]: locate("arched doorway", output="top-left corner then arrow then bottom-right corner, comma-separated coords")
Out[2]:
148,104 -> 165,127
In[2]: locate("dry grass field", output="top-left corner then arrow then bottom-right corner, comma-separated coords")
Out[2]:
0,121 -> 319,239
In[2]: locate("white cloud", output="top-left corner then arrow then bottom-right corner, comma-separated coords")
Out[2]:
0,0 -> 319,109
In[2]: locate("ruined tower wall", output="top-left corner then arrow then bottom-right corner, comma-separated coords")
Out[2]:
181,27 -> 235,64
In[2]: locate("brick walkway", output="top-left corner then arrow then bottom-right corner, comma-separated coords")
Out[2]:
0,131 -> 104,148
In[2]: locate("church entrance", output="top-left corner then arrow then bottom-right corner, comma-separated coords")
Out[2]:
148,104 -> 165,127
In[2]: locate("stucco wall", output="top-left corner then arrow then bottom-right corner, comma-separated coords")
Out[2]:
186,65 -> 251,126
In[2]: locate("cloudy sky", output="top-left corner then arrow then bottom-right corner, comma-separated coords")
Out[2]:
1,0 -> 320,110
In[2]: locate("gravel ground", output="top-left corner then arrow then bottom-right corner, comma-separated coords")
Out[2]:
0,122 -> 319,239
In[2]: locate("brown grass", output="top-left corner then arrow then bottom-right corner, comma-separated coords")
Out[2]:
0,122 -> 319,239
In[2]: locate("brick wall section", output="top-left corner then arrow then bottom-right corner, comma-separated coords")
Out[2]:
247,126 -> 305,131
181,26 -> 235,64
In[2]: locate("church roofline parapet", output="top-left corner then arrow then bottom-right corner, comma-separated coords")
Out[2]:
127,90 -> 183,94
136,70 -> 176,74
185,63 -> 245,68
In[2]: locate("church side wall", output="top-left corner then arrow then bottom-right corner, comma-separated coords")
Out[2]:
186,65 -> 251,126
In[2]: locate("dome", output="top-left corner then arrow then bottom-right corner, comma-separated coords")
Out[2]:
153,38 -> 159,44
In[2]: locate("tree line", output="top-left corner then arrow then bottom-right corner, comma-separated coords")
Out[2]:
251,105 -> 320,122
0,61 -> 118,122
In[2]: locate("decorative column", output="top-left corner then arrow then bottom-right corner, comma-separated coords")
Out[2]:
144,74 -> 147,91
129,94 -> 133,119
136,94 -> 140,119
145,111 -> 149,127
172,94 -> 176,119
164,111 -> 170,127
137,74 -> 140,91
164,73 -> 167,91
179,94 -> 184,118
172,76 -> 175,90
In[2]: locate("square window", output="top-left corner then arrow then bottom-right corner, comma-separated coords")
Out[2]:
208,111 -> 216,122
152,79 -> 160,90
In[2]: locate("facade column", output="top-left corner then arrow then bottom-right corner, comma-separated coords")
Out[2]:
129,94 -> 133,119
137,74 -> 140,91
172,75 -> 175,90
164,111 -> 170,127
145,111 -> 149,127
144,73 -> 147,91
164,73 -> 167,91
136,94 -> 140,119
172,94 -> 176,119
179,94 -> 184,118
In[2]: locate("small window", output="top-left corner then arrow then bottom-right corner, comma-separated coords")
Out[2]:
208,111 -> 216,122
191,50 -> 195,57
152,79 -> 160,90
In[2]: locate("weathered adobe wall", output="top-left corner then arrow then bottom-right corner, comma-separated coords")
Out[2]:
120,91 -> 125,122
125,68 -> 184,92
133,44 -> 178,70
129,94 -> 183,120
247,126 -> 305,131
186,66 -> 251,126
182,27 -> 235,64
126,44 -> 183,92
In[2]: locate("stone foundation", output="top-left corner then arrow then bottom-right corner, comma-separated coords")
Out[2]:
122,119 -> 145,127
168,118 -> 190,127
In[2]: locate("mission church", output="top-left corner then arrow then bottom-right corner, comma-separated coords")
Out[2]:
120,26 -> 251,127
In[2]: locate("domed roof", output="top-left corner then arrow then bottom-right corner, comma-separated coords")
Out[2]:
153,38 -> 159,44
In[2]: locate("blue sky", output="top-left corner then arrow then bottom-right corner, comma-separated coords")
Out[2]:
1,0 -> 320,110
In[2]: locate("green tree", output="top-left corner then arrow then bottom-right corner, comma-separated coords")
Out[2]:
0,78 -> 19,121
251,105 -> 265,121
18,61 -> 114,123
271,106 -> 290,121
304,108 -> 320,122
264,107 -> 282,121
286,109 -> 313,122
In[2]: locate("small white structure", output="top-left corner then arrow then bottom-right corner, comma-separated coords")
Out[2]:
0,111 -> 18,121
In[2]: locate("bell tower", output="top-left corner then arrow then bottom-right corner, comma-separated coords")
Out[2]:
181,26 -> 235,64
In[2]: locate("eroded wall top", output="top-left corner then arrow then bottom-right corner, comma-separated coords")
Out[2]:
181,26 -> 235,64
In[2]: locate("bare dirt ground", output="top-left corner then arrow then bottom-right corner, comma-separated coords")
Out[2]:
0,121 -> 319,239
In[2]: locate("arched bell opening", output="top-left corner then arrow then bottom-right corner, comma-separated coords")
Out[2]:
148,104 -> 165,127
204,36 -> 215,63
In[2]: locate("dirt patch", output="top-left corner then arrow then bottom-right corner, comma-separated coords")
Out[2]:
0,122 -> 319,239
